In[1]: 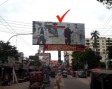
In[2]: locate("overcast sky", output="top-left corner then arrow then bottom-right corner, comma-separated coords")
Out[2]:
0,0 -> 112,60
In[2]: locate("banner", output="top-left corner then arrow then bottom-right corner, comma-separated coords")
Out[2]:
43,44 -> 85,51
33,21 -> 85,45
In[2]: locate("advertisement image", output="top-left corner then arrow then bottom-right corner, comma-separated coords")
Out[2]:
33,21 -> 85,45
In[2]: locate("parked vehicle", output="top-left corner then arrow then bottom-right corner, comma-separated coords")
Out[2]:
77,69 -> 87,78
62,70 -> 67,78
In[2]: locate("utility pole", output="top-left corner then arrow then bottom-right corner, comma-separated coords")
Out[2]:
58,51 -> 61,66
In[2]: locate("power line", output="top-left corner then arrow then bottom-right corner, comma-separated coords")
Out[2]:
0,16 -> 16,34
100,15 -> 112,35
0,18 -> 112,38
0,0 -> 9,7
0,15 -> 36,52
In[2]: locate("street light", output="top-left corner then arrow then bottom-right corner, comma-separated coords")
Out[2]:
6,33 -> 33,84
7,33 -> 33,43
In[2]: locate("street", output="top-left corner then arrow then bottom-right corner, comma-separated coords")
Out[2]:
1,76 -> 90,89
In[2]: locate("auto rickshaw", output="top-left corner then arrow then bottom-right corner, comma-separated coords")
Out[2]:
29,70 -> 45,89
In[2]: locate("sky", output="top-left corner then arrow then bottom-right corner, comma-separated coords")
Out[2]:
0,0 -> 112,60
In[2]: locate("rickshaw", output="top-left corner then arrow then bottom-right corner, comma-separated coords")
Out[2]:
29,71 -> 45,89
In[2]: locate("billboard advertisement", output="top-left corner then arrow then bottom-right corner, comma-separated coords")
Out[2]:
33,21 -> 85,45
43,44 -> 85,51
35,53 -> 51,65
39,44 -> 85,51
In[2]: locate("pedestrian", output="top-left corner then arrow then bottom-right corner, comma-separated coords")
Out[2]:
64,24 -> 73,45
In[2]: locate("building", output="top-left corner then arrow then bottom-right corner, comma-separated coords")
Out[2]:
64,37 -> 112,66
64,51 -> 73,67
85,37 -> 112,62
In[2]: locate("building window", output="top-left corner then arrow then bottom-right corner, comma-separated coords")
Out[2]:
102,46 -> 105,48
102,43 -> 105,45
86,43 -> 90,45
86,39 -> 89,42
96,49 -> 100,52
97,40 -> 99,42
103,52 -> 105,54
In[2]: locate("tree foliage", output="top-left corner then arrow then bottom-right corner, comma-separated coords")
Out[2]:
71,48 -> 102,70
91,30 -> 99,50
107,46 -> 112,59
0,41 -> 18,63
97,0 -> 112,9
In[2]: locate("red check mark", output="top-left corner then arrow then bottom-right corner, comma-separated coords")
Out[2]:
56,9 -> 70,23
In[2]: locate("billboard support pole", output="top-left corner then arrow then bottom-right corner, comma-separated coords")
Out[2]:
58,51 -> 62,66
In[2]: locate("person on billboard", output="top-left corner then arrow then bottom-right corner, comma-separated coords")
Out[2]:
52,22 -> 58,37
74,24 -> 83,44
37,22 -> 49,44
64,24 -> 73,45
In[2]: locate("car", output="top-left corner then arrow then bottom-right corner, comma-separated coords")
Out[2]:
77,69 -> 87,78
62,70 -> 67,78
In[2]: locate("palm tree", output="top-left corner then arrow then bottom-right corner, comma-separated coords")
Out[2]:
91,30 -> 99,53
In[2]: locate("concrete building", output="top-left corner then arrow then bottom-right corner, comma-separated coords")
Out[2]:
85,37 -> 112,62
64,37 -> 112,65
64,51 -> 73,66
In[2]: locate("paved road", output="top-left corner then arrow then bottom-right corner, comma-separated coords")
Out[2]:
61,76 -> 90,89
46,76 -> 90,89
0,82 -> 29,89
0,76 -> 90,89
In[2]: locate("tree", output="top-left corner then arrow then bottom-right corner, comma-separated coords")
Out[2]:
100,61 -> 106,68
0,41 -> 18,63
71,48 -> 102,70
97,0 -> 112,9
107,46 -> 112,59
91,30 -> 99,53
71,51 -> 86,70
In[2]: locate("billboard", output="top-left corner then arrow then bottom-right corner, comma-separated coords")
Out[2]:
39,44 -> 85,51
35,53 -> 51,65
33,21 -> 85,45
43,44 -> 85,51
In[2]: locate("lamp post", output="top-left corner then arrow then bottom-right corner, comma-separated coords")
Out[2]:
6,33 -> 32,83
7,33 -> 33,43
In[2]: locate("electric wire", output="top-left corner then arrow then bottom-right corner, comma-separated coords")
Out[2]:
0,0 -> 9,7
0,18 -> 112,38
0,16 -> 36,52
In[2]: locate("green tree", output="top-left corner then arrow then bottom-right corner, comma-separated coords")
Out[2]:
71,51 -> 85,70
97,0 -> 112,9
100,61 -> 106,69
91,30 -> 99,53
0,41 -> 18,63
71,48 -> 102,70
107,46 -> 112,59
